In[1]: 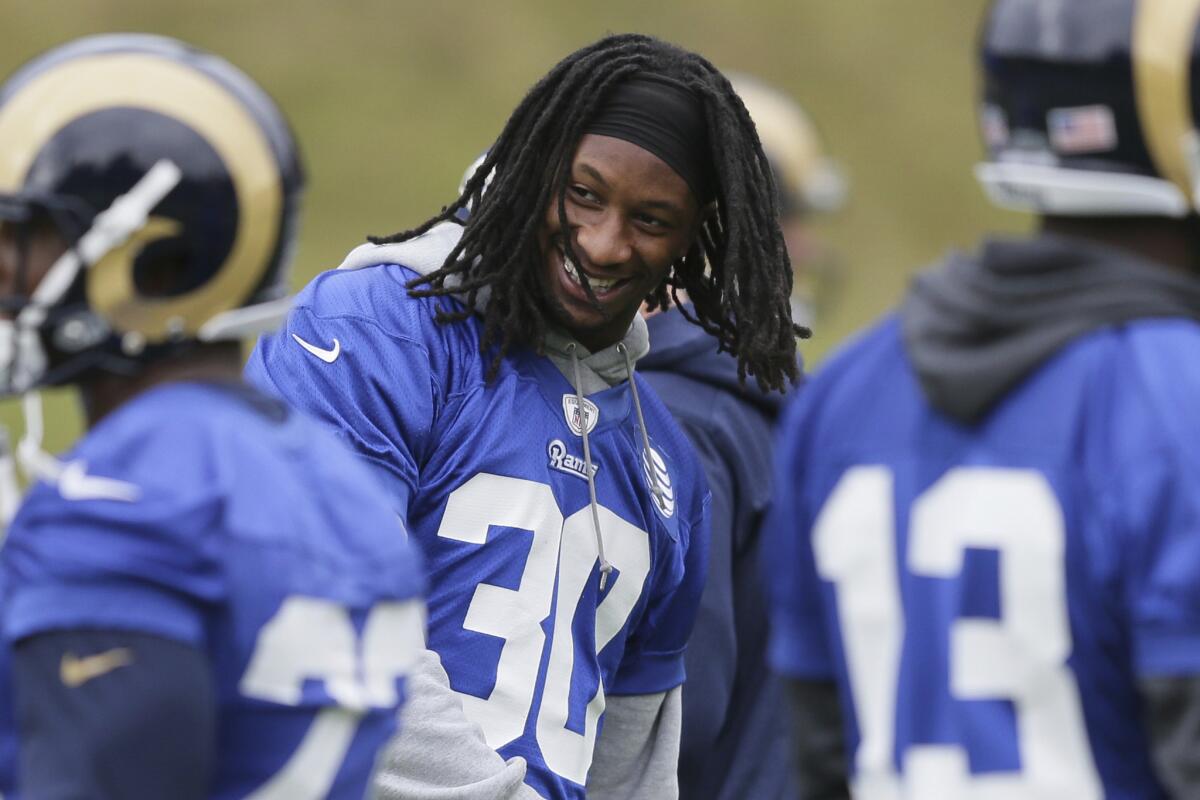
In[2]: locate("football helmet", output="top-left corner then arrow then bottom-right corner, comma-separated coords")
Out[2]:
978,0 -> 1200,216
729,74 -> 845,217
0,33 -> 304,394
729,74 -> 846,328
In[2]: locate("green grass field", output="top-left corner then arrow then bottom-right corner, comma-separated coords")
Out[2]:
1,0 -> 1029,454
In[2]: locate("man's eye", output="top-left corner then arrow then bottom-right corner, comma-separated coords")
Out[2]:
570,185 -> 600,203
635,214 -> 668,229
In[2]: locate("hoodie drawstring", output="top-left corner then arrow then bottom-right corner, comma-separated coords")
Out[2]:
616,342 -> 664,505
567,343 -> 613,590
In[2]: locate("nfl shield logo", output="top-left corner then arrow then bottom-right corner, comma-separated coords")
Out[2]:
562,395 -> 600,436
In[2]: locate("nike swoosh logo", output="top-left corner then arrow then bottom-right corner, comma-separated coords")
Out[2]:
291,333 -> 341,363
57,460 -> 141,503
60,648 -> 135,688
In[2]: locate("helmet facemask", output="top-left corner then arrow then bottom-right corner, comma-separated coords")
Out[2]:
0,160 -> 184,398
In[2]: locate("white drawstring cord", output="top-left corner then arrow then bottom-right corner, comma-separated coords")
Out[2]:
566,343 -> 613,590
617,342 -> 663,503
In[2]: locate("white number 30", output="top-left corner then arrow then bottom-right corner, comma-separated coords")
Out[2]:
438,473 -> 653,785
813,466 -> 1103,799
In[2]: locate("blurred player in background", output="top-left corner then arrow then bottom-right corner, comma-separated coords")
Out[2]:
764,0 -> 1200,796
0,35 -> 425,798
248,33 -> 803,799
729,74 -> 846,331
637,74 -> 843,800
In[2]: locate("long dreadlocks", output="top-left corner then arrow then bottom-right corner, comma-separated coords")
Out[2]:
370,33 -> 806,392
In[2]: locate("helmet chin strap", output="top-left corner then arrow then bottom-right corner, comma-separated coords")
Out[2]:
16,390 -> 61,487
0,424 -> 21,530
0,390 -> 66,534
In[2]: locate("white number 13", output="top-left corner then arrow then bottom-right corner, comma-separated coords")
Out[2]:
813,466 -> 1102,799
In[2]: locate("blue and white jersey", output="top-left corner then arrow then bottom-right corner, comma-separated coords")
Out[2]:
0,590 -> 13,800
763,315 -> 1200,799
247,261 -> 710,800
1,381 -> 426,800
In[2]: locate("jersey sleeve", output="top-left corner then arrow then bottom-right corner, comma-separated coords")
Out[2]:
2,431 -> 223,647
13,629 -> 214,800
761,393 -> 836,680
1118,451 -> 1200,677
675,422 -> 737,757
244,277 -> 442,518
609,480 -> 711,696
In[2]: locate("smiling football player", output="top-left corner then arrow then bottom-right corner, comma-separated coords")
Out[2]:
247,33 -> 802,800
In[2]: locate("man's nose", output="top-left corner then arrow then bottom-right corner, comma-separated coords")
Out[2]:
575,212 -> 633,267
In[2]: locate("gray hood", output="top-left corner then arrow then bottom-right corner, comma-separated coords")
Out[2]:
901,233 -> 1200,424
339,221 -> 648,393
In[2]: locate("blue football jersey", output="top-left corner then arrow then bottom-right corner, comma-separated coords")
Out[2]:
0,591 -> 14,800
246,261 -> 710,799
1,381 -> 425,800
764,315 -> 1200,800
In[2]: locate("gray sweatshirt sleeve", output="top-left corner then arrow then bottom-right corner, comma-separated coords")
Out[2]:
1141,675 -> 1200,797
371,648 -> 545,800
584,687 -> 682,800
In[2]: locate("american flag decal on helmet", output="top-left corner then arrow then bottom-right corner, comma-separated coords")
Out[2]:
1047,105 -> 1117,155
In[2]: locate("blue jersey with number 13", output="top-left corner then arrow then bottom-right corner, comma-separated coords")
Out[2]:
764,316 -> 1200,799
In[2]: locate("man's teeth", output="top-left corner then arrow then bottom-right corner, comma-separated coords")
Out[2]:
564,257 -> 619,292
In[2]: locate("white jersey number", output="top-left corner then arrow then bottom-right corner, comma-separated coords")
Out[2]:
438,473 -> 652,785
813,466 -> 1102,800
240,596 -> 425,800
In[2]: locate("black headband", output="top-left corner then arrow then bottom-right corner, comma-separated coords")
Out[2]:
584,74 -> 714,203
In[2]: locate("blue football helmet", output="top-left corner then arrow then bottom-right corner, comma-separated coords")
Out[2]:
977,0 -> 1200,217
0,34 -> 304,393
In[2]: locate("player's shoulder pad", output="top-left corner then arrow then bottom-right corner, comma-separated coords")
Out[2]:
800,314 -> 905,413
635,375 -> 711,520
338,219 -> 464,275
1101,319 -> 1200,459
16,384 -> 228,520
67,383 -> 265,481
290,221 -> 473,347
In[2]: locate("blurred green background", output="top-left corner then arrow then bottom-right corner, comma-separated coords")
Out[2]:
2,0 -> 1028,454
